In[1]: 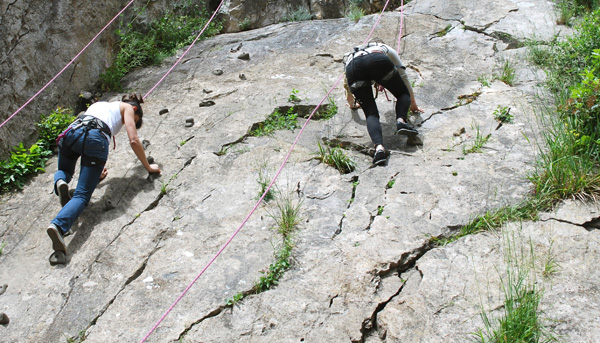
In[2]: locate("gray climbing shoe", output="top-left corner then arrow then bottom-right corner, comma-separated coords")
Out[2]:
47,224 -> 67,254
56,179 -> 70,207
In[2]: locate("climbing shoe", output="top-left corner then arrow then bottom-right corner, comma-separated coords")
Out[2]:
47,223 -> 67,254
373,149 -> 387,165
56,179 -> 70,207
396,121 -> 418,137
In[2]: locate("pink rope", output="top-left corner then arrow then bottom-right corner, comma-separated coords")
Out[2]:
0,0 -> 138,130
142,0 -> 225,100
396,0 -> 405,53
140,1 -> 393,341
363,0 -> 392,44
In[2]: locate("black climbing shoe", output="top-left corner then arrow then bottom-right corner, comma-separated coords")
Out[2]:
56,179 -> 70,207
396,121 -> 418,137
373,149 -> 387,165
47,224 -> 67,254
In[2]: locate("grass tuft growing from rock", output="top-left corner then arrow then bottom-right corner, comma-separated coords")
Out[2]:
315,141 -> 356,174
473,230 -> 557,343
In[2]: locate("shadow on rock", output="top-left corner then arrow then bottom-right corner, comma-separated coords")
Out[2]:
64,169 -> 160,259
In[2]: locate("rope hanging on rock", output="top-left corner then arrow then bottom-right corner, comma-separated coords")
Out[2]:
397,0 -> 405,53
139,0 -> 394,342
0,0 -> 138,130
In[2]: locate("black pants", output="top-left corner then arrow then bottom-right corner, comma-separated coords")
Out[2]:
345,53 -> 411,146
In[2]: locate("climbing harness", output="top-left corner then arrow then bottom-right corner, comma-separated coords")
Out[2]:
57,115 -> 113,167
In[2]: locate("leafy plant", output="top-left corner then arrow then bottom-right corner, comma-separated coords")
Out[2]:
269,190 -> 302,237
254,242 -> 293,292
377,205 -> 384,215
526,9 -> 600,204
0,143 -> 46,192
493,105 -> 513,123
436,24 -> 453,37
37,107 -> 75,151
0,241 -> 5,256
225,292 -> 245,307
386,179 -> 396,189
288,88 -> 302,103
160,181 -> 168,195
555,0 -> 600,25
65,329 -> 87,343
250,107 -> 299,137
532,8 -> 600,97
315,141 -> 356,174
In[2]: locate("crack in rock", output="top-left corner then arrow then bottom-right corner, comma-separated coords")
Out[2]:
332,176 -> 359,238
77,233 -> 165,340
177,307 -> 227,341
359,274 -> 409,342
545,216 -> 600,232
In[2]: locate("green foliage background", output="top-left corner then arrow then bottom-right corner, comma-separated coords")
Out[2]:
100,2 -> 222,91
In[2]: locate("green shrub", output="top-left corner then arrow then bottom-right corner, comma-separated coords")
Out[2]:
0,143 -> 47,191
536,9 -> 600,97
561,49 -> 600,159
1,108 -> 73,193
37,107 -> 75,151
101,3 -> 223,91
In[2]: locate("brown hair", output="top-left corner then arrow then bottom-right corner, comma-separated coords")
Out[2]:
122,92 -> 144,129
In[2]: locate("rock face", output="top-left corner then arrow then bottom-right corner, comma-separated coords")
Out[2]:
0,0 -> 369,158
1,1 -> 598,343
0,0 -> 174,157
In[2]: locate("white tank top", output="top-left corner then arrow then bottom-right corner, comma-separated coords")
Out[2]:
84,101 -> 124,138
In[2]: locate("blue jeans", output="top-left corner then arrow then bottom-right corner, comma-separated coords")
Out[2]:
52,126 -> 108,233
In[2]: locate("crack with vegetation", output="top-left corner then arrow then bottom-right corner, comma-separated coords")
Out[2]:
322,137 -> 371,156
419,90 -> 483,127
